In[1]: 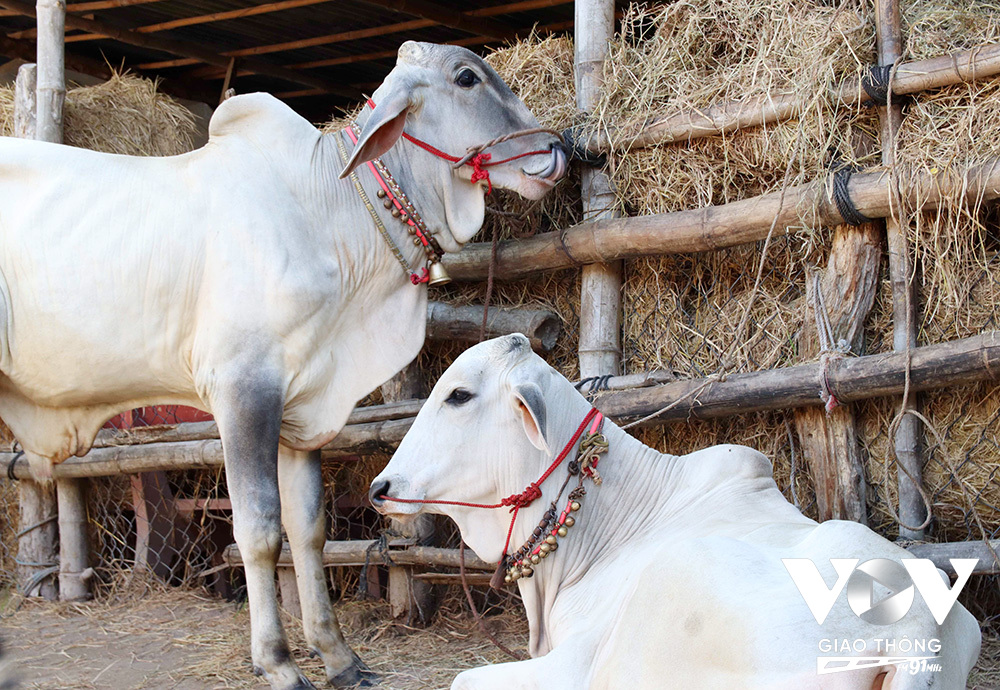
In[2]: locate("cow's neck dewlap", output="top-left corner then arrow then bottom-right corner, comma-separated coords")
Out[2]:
338,125 -> 447,286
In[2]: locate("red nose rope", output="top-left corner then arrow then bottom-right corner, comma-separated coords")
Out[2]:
381,407 -> 601,580
366,99 -> 556,194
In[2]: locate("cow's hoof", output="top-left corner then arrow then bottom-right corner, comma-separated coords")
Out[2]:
329,656 -> 379,688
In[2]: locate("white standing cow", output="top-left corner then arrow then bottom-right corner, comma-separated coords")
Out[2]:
371,334 -> 982,690
0,44 -> 566,689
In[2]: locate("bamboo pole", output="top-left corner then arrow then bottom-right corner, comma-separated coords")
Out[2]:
34,0 -> 63,144
876,0 -> 926,540
5,332 -> 1000,480
379,364 -> 438,623
223,541 -> 495,571
12,64 -> 58,601
442,157 -> 1000,282
224,538 -> 997,575
906,541 -> 1000,575
580,42 -> 1000,153
575,0 -> 621,379
56,478 -> 91,600
33,0 -> 92,601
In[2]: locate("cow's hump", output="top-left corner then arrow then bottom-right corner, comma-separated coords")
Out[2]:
208,92 -> 319,145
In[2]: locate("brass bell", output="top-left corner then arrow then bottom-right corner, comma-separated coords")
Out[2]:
564,516 -> 575,527
376,189 -> 386,198
557,526 -> 568,538
382,199 -> 392,209
530,554 -> 540,564
427,260 -> 451,286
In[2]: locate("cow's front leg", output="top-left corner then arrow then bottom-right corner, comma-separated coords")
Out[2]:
215,377 -> 313,690
278,446 -> 377,687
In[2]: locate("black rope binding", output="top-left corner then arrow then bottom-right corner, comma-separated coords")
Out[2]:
561,126 -> 607,167
861,64 -> 893,106
829,157 -> 874,227
6,450 -> 23,481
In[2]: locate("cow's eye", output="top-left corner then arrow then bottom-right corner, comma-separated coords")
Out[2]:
445,388 -> 474,405
455,69 -> 480,88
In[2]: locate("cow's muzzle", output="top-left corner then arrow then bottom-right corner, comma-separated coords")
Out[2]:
368,479 -> 391,509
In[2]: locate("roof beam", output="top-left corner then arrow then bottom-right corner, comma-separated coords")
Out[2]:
165,0 -> 571,80
275,19 -> 574,98
64,0 -> 337,44
0,0 -> 356,96
137,17 -> 432,69
0,32 -> 216,103
0,0 -> 164,19
351,0 -> 518,40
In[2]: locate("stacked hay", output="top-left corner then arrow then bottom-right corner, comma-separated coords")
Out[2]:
464,1 -> 1000,539
341,2 -> 1000,541
0,72 -> 198,591
0,71 -> 197,155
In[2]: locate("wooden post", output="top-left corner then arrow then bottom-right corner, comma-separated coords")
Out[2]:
793,224 -> 881,523
877,0 -> 926,540
36,0 -> 91,598
380,363 -> 438,624
129,472 -> 179,579
56,478 -> 91,600
13,64 -> 58,601
34,0 -> 64,144
575,0 -> 621,379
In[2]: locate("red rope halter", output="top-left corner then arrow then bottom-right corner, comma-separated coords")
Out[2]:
381,408 -> 601,562
366,99 -> 552,194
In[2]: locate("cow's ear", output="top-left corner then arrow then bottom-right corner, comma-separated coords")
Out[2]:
513,383 -> 549,454
339,91 -> 412,178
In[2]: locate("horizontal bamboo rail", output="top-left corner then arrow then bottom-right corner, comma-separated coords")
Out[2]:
222,540 -> 495,571
582,42 -> 1000,152
222,538 -> 998,576
595,331 -> 1000,426
3,332 -> 998,479
907,541 -> 1000,575
443,157 -> 1000,282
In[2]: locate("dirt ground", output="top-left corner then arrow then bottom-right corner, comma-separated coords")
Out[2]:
1,589 -> 998,689
0,589 -> 527,689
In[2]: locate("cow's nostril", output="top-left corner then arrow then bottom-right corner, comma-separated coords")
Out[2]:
369,479 -> 391,507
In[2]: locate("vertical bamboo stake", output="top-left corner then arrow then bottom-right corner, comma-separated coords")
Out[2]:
36,0 -> 91,597
575,0 -> 621,379
56,479 -> 91,600
381,364 -> 438,624
13,64 -> 59,602
876,0 -> 926,540
35,0 -> 65,144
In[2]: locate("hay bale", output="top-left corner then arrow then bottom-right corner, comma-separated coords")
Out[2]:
0,70 -> 198,156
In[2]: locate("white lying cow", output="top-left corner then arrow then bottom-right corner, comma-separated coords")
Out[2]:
371,335 -> 981,689
0,44 -> 565,689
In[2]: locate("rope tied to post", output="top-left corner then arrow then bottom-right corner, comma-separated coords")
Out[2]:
811,272 -> 852,413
